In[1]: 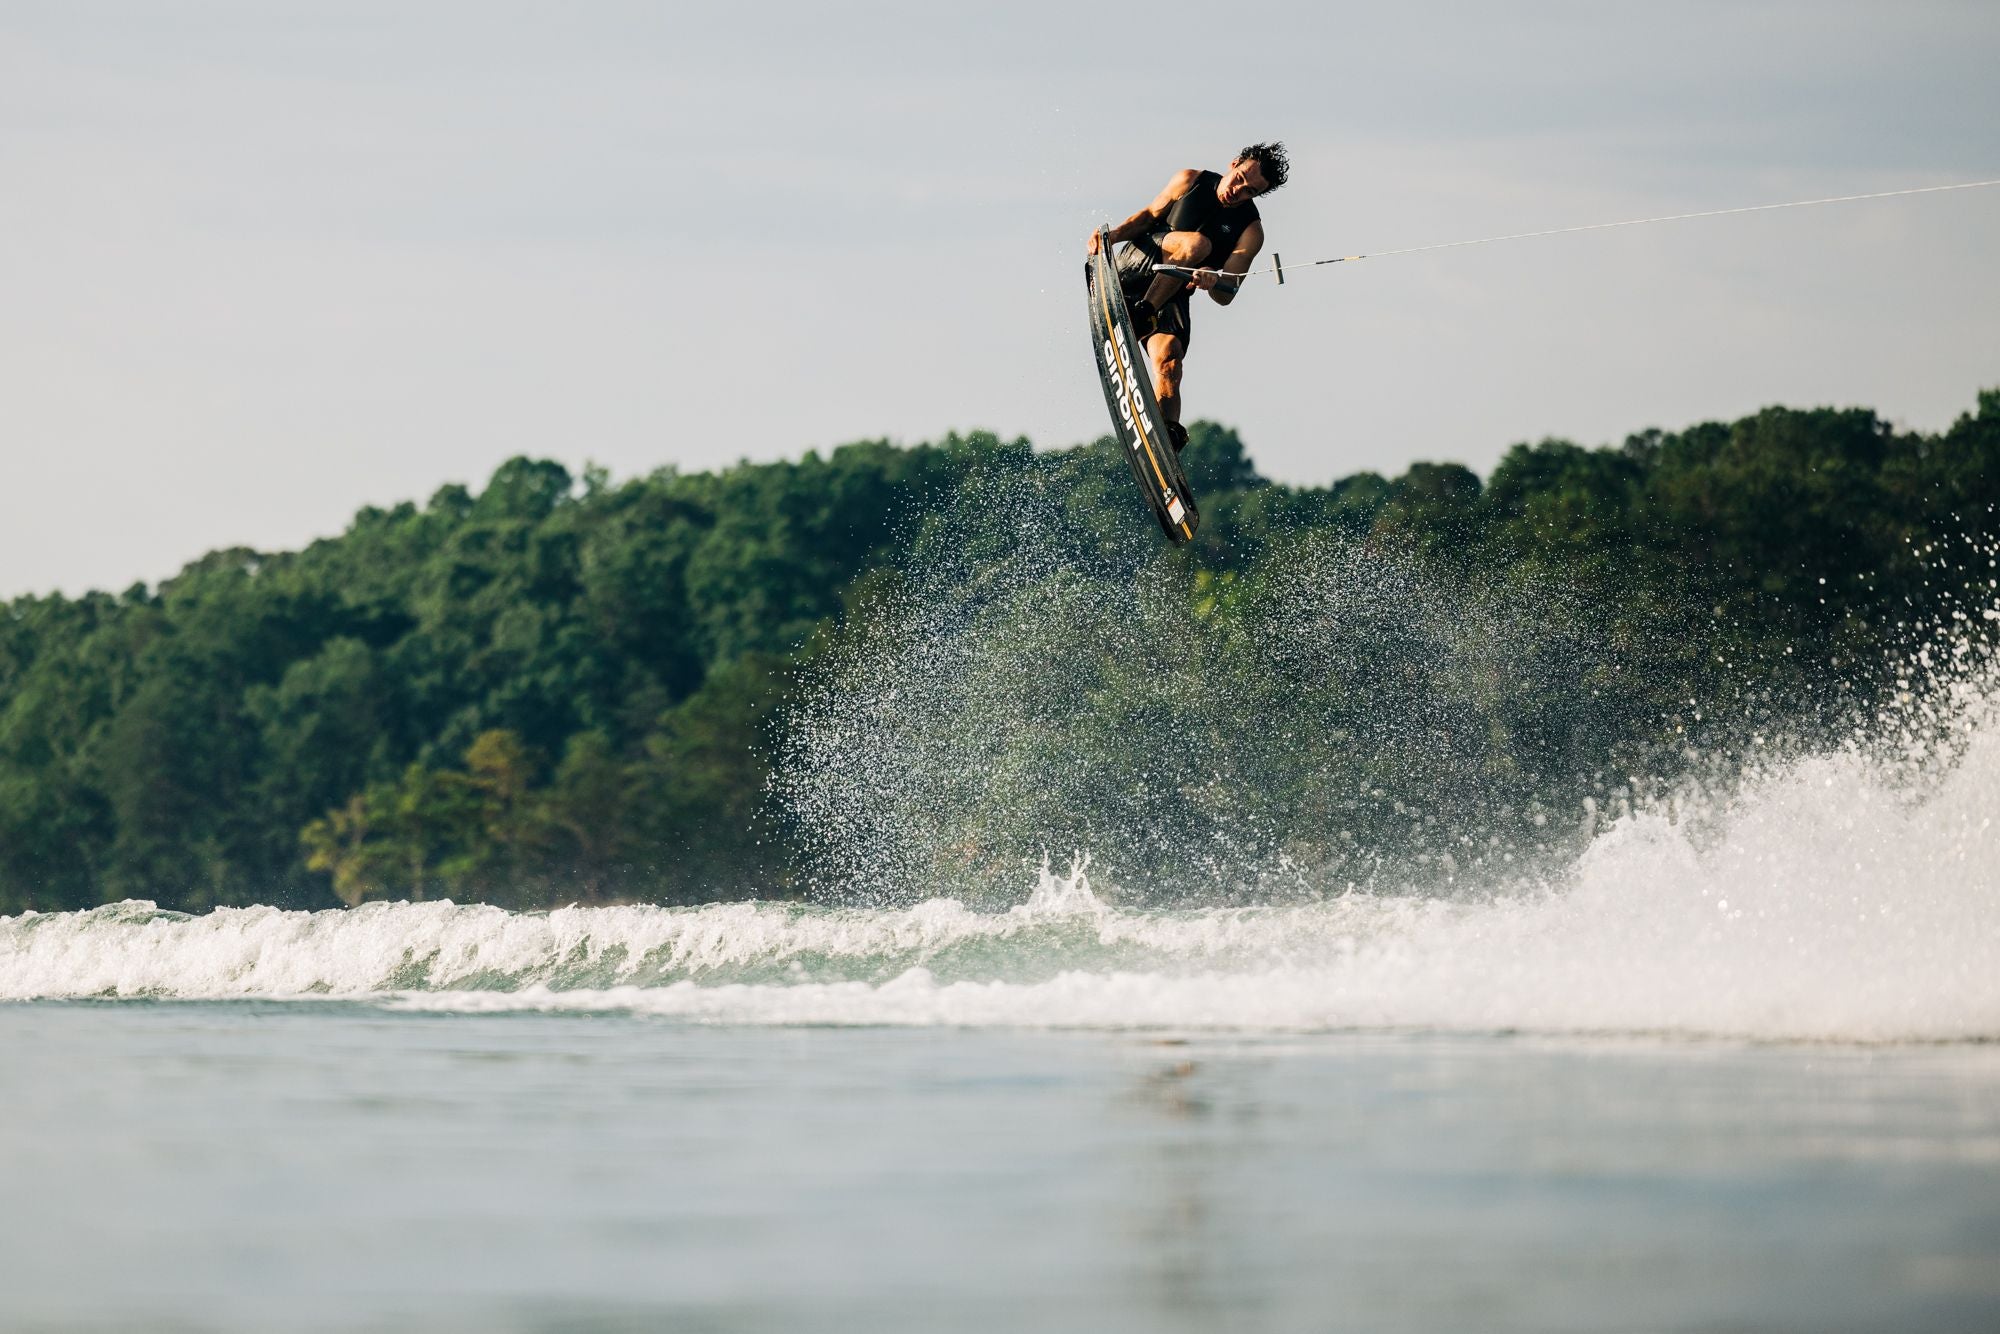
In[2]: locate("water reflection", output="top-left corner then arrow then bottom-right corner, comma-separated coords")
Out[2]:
4,1010 -> 1999,1332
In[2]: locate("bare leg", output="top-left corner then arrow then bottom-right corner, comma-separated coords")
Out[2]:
1140,231 -> 1213,310
1147,331 -> 1185,424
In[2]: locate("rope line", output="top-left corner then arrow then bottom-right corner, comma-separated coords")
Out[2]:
1152,176 -> 2000,285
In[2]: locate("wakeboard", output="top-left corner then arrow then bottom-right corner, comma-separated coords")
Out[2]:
1085,226 -> 1199,542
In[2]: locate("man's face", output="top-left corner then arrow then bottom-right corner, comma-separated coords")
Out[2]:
1218,159 -> 1269,206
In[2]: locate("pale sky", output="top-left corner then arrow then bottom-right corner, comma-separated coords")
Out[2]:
4,0 -> 1997,598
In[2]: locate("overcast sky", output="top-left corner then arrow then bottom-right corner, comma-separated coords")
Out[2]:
4,0 -> 1997,598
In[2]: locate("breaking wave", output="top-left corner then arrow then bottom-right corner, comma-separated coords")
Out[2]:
6,714 -> 1997,1041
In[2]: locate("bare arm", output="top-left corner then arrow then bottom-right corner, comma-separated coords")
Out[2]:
1087,169 -> 1201,254
1200,220 -> 1265,306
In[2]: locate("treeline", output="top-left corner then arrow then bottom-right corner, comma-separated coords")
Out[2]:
2,390 -> 1996,914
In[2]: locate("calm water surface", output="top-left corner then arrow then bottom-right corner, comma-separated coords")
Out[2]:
3,1003 -> 1998,1333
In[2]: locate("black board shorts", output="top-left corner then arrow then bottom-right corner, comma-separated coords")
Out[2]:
1114,237 -> 1193,347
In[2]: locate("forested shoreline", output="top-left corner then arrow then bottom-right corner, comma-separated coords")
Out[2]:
3,389 -> 1997,915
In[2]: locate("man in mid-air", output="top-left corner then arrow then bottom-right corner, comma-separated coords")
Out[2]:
1087,141 -> 1287,450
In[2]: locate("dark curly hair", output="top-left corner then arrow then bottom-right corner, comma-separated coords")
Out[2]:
1233,141 -> 1289,194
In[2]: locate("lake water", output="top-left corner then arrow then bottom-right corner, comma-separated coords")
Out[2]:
7,723 -> 2000,1331
4,1003 -> 2000,1332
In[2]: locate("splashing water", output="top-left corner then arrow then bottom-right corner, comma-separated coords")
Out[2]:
773,524 -> 1645,908
6,499 -> 1997,1041
6,712 -> 1997,1040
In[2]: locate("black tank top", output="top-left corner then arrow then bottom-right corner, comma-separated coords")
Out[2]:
1162,170 -> 1260,262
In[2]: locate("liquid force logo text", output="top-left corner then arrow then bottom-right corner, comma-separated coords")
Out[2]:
1101,332 -> 1146,445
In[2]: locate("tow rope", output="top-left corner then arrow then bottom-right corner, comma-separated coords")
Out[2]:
1152,176 -> 2000,287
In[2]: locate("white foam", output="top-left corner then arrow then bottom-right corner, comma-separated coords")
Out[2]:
387,754 -> 2000,1039
7,688 -> 1999,1041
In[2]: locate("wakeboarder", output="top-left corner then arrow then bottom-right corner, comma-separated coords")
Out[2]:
1085,142 -> 1287,450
